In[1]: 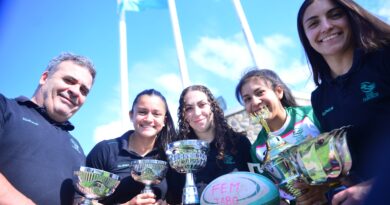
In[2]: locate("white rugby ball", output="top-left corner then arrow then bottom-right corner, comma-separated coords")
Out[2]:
200,171 -> 279,205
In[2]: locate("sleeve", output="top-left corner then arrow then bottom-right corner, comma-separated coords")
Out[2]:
250,130 -> 267,164
303,105 -> 323,133
86,140 -> 111,170
311,89 -> 326,131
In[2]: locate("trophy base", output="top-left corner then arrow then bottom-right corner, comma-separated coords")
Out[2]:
182,186 -> 200,205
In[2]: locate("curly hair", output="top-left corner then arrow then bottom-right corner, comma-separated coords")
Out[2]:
177,85 -> 245,160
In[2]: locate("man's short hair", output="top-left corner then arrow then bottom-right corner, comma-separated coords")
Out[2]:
46,52 -> 96,82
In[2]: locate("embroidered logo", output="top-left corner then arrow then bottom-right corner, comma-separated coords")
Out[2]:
22,117 -> 39,126
117,163 -> 129,168
70,138 -> 81,154
224,154 -> 236,165
361,82 -> 379,102
322,106 -> 334,117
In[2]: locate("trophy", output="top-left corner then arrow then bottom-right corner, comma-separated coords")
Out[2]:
166,139 -> 209,205
250,106 -> 352,199
250,106 -> 302,197
74,166 -> 120,205
129,159 -> 168,194
286,126 -> 352,185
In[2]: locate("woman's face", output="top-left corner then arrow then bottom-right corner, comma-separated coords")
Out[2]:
302,0 -> 353,58
240,77 -> 285,121
183,90 -> 214,135
130,95 -> 166,139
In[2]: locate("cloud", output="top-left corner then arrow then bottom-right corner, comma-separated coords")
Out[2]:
156,73 -> 183,94
189,33 -> 311,92
189,34 -> 252,81
93,120 -> 131,143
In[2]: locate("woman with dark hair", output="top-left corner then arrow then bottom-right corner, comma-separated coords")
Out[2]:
86,89 -> 178,205
172,85 -> 251,202
297,0 -> 390,204
235,68 -> 324,204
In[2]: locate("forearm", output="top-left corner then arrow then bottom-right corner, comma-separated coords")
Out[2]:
0,173 -> 35,205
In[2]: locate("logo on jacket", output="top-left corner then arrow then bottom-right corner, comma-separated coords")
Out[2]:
361,82 -> 379,102
322,106 -> 334,117
70,138 -> 81,154
224,154 -> 236,165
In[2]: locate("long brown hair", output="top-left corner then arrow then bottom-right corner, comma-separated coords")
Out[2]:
297,0 -> 390,85
177,85 -> 245,160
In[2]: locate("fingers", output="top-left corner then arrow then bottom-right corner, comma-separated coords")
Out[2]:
332,189 -> 348,205
295,184 -> 329,205
129,193 -> 157,205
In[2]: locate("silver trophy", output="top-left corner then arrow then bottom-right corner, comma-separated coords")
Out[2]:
166,139 -> 209,205
74,166 -> 120,205
286,126 -> 352,185
250,107 -> 352,199
129,159 -> 168,194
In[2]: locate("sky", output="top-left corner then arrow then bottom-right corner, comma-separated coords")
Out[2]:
1,0 -> 389,154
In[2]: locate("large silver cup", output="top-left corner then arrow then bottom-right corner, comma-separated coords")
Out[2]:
286,126 -> 352,184
129,159 -> 168,194
166,139 -> 209,205
250,107 -> 352,199
263,127 -> 352,199
74,166 -> 120,205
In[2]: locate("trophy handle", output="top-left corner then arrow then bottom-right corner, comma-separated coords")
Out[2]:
247,163 -> 263,174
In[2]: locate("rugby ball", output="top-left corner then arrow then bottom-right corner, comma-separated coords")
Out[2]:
200,172 -> 279,205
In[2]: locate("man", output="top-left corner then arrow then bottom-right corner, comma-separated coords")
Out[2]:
0,52 -> 96,204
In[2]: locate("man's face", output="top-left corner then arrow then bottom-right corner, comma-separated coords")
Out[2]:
37,61 -> 93,122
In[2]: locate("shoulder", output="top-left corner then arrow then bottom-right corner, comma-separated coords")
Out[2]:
286,106 -> 314,116
87,135 -> 125,159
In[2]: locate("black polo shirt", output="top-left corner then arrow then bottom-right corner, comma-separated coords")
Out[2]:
86,130 -> 170,204
0,94 -> 85,205
311,46 -> 390,181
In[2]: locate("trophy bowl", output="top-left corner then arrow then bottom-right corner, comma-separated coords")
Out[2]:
74,166 -> 120,205
166,139 -> 209,205
286,126 -> 352,185
129,159 -> 168,194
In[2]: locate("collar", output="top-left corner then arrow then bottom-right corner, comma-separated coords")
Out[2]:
322,48 -> 364,85
120,130 -> 159,156
16,96 -> 75,131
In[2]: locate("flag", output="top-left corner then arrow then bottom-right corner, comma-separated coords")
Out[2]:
118,0 -> 168,13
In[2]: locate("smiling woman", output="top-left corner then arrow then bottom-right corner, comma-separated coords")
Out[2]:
297,0 -> 390,204
166,85 -> 252,204
86,89 -> 179,205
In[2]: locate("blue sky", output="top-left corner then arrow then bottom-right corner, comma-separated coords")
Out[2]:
1,0 -> 389,153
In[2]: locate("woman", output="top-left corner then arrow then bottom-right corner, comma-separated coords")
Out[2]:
297,0 -> 390,204
235,68 -> 325,204
86,89 -> 178,205
172,85 -> 251,202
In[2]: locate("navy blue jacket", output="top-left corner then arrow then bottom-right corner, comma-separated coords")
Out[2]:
311,46 -> 390,181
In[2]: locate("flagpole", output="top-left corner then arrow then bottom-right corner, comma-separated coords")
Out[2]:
232,0 -> 261,67
119,12 -> 130,130
167,0 -> 190,89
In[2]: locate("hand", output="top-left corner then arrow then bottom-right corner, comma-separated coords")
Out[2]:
294,181 -> 328,205
331,180 -> 373,205
121,193 -> 158,205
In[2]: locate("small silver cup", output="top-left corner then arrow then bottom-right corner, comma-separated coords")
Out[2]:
166,139 -> 209,205
74,166 -> 120,205
129,159 -> 168,194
